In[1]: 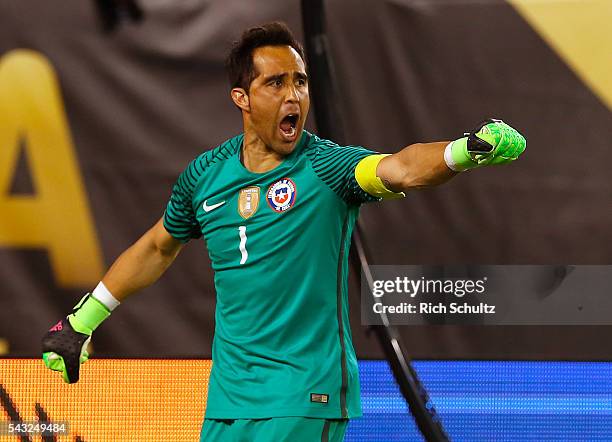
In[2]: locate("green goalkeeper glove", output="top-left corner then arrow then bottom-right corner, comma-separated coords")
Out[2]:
42,294 -> 111,383
445,119 -> 526,171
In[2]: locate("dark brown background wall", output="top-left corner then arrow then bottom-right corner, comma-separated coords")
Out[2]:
1,0 -> 610,359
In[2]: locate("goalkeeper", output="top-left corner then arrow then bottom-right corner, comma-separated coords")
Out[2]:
42,22 -> 525,441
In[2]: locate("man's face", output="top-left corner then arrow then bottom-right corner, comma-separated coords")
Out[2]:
245,45 -> 310,155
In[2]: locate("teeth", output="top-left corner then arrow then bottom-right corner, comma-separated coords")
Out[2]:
282,126 -> 296,137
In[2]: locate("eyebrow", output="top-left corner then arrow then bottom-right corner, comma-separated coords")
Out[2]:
263,72 -> 309,83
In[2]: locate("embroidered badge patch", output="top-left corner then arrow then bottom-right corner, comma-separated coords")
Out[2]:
266,178 -> 297,213
238,186 -> 260,219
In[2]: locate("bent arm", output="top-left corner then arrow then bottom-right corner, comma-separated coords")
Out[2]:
376,141 -> 456,193
102,218 -> 185,301
42,218 -> 185,383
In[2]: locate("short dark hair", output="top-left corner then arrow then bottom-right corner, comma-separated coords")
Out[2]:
225,22 -> 305,91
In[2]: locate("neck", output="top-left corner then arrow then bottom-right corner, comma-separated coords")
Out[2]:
241,130 -> 285,173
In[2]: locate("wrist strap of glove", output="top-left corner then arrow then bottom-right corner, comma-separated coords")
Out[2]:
444,137 -> 473,172
68,294 -> 111,335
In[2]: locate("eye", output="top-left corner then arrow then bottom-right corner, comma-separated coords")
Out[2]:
296,78 -> 307,87
270,79 -> 283,88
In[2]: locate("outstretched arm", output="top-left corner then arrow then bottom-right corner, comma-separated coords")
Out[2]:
377,141 -> 455,192
367,119 -> 527,194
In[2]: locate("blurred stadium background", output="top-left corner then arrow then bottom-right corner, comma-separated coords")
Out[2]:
1,0 -> 611,440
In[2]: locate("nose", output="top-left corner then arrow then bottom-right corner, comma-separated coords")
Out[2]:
285,84 -> 299,103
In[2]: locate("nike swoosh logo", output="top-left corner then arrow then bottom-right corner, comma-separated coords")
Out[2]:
203,199 -> 226,213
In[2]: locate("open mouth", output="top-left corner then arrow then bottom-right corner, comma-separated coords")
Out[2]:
279,113 -> 299,141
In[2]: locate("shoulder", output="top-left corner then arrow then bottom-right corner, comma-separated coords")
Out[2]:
302,132 -> 378,167
301,132 -> 346,165
173,134 -> 242,196
188,134 -> 242,175
302,131 -> 338,155
303,132 -> 374,156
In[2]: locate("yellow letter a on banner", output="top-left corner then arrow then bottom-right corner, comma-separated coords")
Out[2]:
0,50 -> 104,287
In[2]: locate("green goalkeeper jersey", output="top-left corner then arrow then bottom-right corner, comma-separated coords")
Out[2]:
163,131 -> 378,419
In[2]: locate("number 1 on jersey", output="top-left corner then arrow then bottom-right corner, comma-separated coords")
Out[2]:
238,226 -> 248,264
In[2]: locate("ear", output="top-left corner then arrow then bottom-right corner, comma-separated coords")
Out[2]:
230,88 -> 250,112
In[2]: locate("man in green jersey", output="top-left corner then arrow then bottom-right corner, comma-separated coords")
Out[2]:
42,22 -> 525,441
